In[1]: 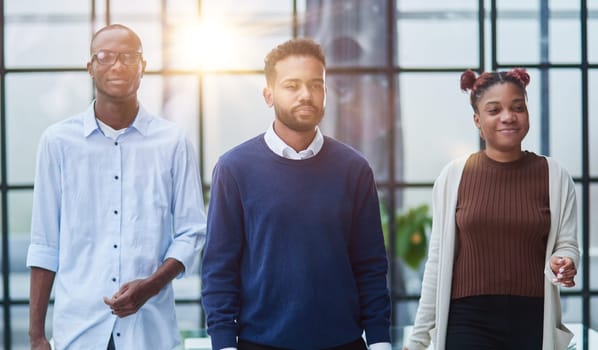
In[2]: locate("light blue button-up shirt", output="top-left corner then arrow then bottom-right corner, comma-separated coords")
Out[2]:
27,102 -> 206,350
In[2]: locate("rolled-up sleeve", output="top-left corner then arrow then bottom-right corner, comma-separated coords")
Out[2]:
27,131 -> 61,272
165,135 -> 207,277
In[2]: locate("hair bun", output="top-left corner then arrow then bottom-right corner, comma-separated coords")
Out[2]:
460,69 -> 477,92
508,68 -> 530,87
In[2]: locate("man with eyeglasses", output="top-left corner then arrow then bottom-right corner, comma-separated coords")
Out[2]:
27,24 -> 206,350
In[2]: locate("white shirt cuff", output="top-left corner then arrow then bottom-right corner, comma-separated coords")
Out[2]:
369,342 -> 392,350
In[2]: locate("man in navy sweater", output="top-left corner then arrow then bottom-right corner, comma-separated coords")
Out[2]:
201,38 -> 391,350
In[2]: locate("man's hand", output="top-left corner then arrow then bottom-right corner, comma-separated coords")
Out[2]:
549,256 -> 577,288
103,279 -> 157,318
30,336 -> 51,350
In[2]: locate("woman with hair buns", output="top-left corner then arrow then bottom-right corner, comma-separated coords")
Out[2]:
403,68 -> 579,350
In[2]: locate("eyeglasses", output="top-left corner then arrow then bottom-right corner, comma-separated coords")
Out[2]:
91,50 -> 143,66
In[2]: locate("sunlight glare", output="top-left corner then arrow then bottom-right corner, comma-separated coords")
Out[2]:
172,19 -> 239,71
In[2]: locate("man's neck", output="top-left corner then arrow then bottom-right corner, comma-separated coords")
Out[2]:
94,97 -> 139,130
273,121 -> 317,152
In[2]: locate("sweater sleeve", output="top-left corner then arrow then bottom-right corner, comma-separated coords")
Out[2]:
201,161 -> 244,350
349,163 -> 391,345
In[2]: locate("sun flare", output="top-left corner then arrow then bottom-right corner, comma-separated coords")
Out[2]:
170,19 -> 239,71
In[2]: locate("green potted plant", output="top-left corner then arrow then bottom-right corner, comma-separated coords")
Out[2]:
381,203 -> 432,270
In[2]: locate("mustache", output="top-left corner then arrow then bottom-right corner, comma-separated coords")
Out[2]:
292,102 -> 317,111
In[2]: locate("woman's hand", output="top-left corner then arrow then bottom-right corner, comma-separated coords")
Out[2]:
550,256 -> 576,287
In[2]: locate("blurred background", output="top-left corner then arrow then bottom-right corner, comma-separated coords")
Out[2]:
0,0 -> 597,349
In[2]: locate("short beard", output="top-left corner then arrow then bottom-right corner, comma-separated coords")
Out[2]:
274,104 -> 323,133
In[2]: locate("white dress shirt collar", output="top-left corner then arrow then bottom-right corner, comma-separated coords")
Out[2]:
264,122 -> 324,160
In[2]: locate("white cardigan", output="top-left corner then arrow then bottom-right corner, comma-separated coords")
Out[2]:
406,154 -> 580,350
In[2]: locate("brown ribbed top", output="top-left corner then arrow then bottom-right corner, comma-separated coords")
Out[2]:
451,151 -> 550,299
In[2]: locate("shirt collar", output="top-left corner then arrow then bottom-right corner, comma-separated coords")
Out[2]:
83,101 -> 152,138
264,122 -> 324,160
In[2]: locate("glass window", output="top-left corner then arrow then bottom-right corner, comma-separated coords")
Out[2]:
176,1 -> 293,71
108,0 -> 162,16
8,191 -> 32,299
561,296 -> 582,347
590,70 -> 598,176
549,5 -> 581,63
5,73 -> 92,185
398,0 -> 477,11
591,184 -> 598,290
4,0 -> 90,69
321,74 -> 392,181
397,16 -> 479,68
549,69 -> 582,177
590,9 -> 598,63
592,296 -> 598,334
176,304 -> 203,334
518,69 -> 542,156
398,72 -> 478,182
496,2 -> 540,64
4,22 -> 90,69
10,305 -> 54,350
203,74 -> 273,182
302,0 -> 389,68
138,74 -> 200,149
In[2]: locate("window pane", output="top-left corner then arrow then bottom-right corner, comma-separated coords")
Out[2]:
9,191 -> 32,300
10,305 -> 54,350
590,11 -> 598,63
302,0 -> 389,68
561,296 -> 582,349
4,22 -> 90,68
398,73 -> 478,182
590,70 -> 598,176
397,16 -> 479,68
591,184 -> 598,290
398,0 -> 477,11
549,8 -> 581,63
5,73 -> 92,185
321,74 -> 391,181
496,3 -> 540,64
5,0 -> 89,69
593,296 -> 598,336
549,69 -> 582,177
176,303 -> 203,335
5,0 -> 89,14
182,1 -> 292,71
138,75 -> 200,150
203,74 -> 272,182
203,0 -> 292,13
167,1 -> 199,15
110,0 -> 161,15
518,69 -> 542,156
165,16 -> 290,71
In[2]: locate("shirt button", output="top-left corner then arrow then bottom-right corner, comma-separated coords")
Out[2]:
112,278 -> 116,282
114,141 -> 118,146
116,333 -> 121,337
114,210 -> 118,215
113,244 -> 118,248
114,175 -> 119,180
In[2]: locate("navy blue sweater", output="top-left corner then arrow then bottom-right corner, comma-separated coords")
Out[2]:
201,134 -> 390,350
